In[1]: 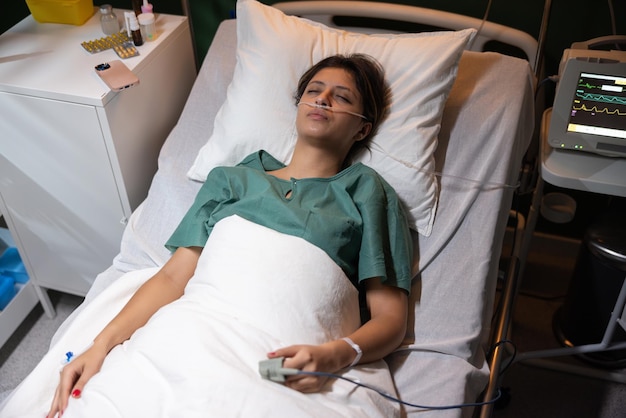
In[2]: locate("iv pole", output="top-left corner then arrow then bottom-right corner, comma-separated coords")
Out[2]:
534,0 -> 552,80
180,0 -> 199,70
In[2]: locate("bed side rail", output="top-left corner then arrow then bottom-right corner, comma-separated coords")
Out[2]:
273,1 -> 538,70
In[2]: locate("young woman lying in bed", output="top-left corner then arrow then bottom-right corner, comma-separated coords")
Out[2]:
42,53 -> 413,417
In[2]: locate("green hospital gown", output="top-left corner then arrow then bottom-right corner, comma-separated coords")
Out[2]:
166,151 -> 413,292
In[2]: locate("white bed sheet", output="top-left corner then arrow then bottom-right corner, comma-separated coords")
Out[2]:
1,215 -> 401,418
8,17 -> 533,418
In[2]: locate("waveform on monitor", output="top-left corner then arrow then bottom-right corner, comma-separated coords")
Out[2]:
575,91 -> 626,105
578,82 -> 601,89
572,103 -> 626,116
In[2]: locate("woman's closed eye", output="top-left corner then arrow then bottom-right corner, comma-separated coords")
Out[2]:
305,89 -> 352,105
335,94 -> 352,104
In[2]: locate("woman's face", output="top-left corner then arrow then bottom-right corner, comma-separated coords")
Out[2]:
296,67 -> 371,157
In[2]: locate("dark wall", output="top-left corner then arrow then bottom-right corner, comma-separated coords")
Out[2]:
1,1 -> 31,33
3,1 -> 625,78
175,0 -> 626,79
0,1 -> 183,36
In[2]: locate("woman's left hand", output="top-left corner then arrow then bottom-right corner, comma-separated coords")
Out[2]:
267,279 -> 408,393
267,341 -> 351,393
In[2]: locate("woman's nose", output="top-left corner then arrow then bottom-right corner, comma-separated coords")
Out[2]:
315,91 -> 330,106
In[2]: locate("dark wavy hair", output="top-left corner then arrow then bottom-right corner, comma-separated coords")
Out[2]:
294,54 -> 390,164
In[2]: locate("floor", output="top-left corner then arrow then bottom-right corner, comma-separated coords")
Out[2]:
492,231 -> 626,418
0,291 -> 82,397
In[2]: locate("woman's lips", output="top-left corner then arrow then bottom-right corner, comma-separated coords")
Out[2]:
308,109 -> 329,120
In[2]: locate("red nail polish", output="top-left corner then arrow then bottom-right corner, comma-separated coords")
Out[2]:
72,389 -> 81,398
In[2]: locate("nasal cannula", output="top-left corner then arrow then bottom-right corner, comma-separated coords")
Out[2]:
298,101 -> 368,120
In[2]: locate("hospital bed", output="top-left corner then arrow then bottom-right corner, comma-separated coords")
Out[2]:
0,1 -> 535,417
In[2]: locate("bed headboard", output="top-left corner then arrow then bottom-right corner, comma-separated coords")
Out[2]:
273,1 -> 538,71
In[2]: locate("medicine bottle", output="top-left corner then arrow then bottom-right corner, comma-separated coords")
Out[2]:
131,0 -> 142,16
138,13 -> 156,42
124,11 -> 144,46
99,4 -> 120,35
141,0 -> 153,14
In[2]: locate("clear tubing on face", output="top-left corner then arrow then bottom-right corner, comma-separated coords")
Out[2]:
298,101 -> 368,120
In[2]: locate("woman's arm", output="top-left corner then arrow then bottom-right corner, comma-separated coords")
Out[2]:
345,277 -> 408,363
268,277 -> 407,393
48,246 -> 202,417
91,246 -> 202,352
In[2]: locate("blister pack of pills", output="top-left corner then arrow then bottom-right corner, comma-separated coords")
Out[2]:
81,32 -> 140,59
112,42 -> 140,59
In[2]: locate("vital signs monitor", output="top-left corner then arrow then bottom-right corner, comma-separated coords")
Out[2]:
548,49 -> 626,158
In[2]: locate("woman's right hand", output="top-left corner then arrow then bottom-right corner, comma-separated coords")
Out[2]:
46,247 -> 201,417
47,343 -> 108,417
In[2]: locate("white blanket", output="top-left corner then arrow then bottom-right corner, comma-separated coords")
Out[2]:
0,216 -> 399,418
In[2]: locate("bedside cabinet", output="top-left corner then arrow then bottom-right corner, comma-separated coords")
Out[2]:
0,10 -> 196,345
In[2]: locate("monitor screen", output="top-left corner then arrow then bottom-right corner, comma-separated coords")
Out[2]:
549,58 -> 626,157
567,72 -> 626,141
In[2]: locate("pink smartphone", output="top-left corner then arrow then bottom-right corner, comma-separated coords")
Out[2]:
95,60 -> 139,91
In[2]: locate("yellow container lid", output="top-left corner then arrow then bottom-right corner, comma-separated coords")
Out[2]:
26,0 -> 95,26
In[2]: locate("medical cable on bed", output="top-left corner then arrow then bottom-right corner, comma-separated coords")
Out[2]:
369,142 -> 520,191
300,101 -> 519,191
259,357 -> 502,411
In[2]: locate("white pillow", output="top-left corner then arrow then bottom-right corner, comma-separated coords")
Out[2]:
187,0 -> 474,236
